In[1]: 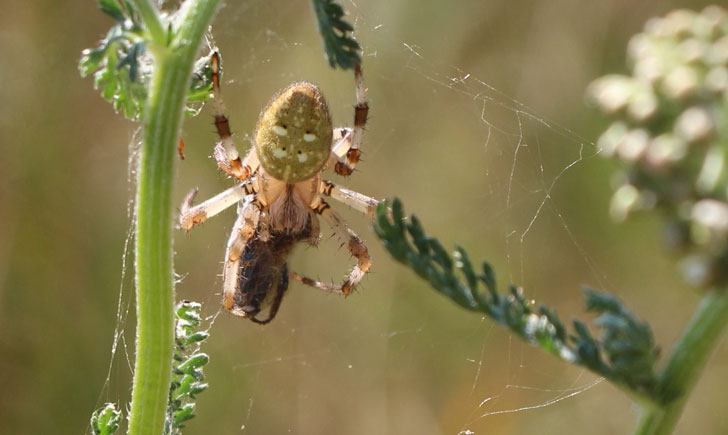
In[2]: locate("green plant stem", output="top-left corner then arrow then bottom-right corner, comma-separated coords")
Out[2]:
130,0 -> 166,45
127,1 -> 221,434
634,288 -> 728,435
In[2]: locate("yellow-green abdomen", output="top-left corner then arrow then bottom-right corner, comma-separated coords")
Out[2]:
255,82 -> 333,183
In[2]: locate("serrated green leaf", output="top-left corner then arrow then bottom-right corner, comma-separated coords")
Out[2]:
173,403 -> 196,426
98,0 -> 126,22
79,47 -> 108,77
81,24 -> 147,120
539,306 -> 566,341
312,0 -> 361,70
116,42 -> 144,82
189,383 -> 208,395
90,403 -> 122,435
583,287 -> 622,312
184,331 -> 209,346
429,238 -> 453,271
323,2 -> 344,15
374,197 -> 661,401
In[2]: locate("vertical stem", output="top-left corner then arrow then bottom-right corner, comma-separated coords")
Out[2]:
128,53 -> 183,435
127,1 -> 222,434
634,288 -> 728,435
130,0 -> 166,45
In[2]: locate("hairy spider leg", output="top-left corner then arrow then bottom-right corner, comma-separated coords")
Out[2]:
327,127 -> 352,167
327,64 -> 368,177
222,199 -> 262,315
209,51 -> 260,181
179,178 -> 258,231
319,179 -> 381,217
291,199 -> 371,295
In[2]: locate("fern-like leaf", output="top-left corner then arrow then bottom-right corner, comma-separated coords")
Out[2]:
90,403 -> 121,435
311,0 -> 361,69
374,199 -> 661,401
164,301 -> 210,435
79,1 -> 216,120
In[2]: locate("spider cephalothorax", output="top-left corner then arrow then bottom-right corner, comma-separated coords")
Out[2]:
180,52 -> 380,323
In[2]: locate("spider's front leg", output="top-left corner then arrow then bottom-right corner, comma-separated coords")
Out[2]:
179,178 -> 257,231
291,199 -> 371,295
326,127 -> 357,176
327,64 -> 368,176
209,51 -> 260,181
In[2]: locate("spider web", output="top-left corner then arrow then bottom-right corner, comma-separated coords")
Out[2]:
98,1 -> 707,434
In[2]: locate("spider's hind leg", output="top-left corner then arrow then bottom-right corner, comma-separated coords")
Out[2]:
291,199 -> 371,295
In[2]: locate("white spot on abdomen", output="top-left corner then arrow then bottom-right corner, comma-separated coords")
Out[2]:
273,148 -> 287,158
272,125 -> 287,136
303,133 -> 317,142
298,153 -> 308,162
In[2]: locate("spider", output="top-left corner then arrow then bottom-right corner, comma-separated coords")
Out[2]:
179,52 -> 381,324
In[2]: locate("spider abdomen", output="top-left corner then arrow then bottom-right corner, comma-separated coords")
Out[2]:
255,82 -> 333,183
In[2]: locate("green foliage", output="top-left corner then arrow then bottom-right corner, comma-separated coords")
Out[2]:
85,302 -> 211,435
311,0 -> 361,69
584,288 -> 659,390
79,0 -> 216,120
187,53 -> 217,105
374,199 -> 660,399
90,403 -> 121,435
79,0 -> 147,119
164,301 -> 210,435
81,1 -> 223,432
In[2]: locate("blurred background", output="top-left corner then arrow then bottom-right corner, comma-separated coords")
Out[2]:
1,0 -> 726,433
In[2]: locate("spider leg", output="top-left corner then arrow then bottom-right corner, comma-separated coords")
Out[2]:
291,199 -> 371,295
222,199 -> 262,315
209,51 -> 260,181
326,64 -> 368,176
327,127 -> 353,167
179,178 -> 257,231
305,208 -> 321,246
319,179 -> 381,217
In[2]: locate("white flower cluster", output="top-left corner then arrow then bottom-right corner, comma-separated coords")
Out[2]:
588,6 -> 728,287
